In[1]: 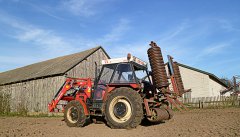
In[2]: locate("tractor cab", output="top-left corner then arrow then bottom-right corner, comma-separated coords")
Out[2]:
93,54 -> 149,100
98,54 -> 148,84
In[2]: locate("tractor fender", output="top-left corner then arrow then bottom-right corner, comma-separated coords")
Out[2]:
103,85 -> 140,101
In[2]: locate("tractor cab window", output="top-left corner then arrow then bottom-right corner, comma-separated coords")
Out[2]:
135,69 -> 149,81
111,63 -> 135,83
132,63 -> 150,83
99,64 -> 116,84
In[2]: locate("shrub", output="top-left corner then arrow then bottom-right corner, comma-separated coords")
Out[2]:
0,91 -> 11,115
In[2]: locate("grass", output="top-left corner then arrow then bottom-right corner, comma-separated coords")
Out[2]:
0,91 -> 30,117
0,92 -> 11,115
0,91 -> 62,117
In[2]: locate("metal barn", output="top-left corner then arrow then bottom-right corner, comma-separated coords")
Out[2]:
0,46 -> 110,113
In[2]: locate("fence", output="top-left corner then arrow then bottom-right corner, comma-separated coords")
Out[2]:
182,96 -> 240,108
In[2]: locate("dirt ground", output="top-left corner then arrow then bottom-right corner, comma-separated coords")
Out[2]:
0,108 -> 239,137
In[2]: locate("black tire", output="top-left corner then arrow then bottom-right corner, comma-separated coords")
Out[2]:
104,87 -> 143,129
166,108 -> 174,119
64,100 -> 87,127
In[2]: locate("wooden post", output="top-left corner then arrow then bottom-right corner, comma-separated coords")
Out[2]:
199,100 -> 201,109
214,96 -> 216,107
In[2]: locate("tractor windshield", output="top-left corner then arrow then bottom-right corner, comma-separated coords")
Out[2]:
111,63 -> 135,83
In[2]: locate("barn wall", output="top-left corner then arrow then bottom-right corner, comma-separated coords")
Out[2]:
0,76 -> 65,113
66,48 -> 109,78
208,77 -> 226,96
179,66 -> 210,98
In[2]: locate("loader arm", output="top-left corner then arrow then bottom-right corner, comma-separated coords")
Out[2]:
48,78 -> 93,112
48,78 -> 74,112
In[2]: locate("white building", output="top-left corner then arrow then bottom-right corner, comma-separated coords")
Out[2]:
169,63 -> 228,101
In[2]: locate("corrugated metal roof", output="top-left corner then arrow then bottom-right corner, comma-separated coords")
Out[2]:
0,46 -> 109,86
177,62 -> 228,88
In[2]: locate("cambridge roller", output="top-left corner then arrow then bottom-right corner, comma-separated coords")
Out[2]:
172,62 -> 185,96
147,41 -> 169,90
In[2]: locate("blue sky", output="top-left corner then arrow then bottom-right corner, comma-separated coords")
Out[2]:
0,0 -> 239,79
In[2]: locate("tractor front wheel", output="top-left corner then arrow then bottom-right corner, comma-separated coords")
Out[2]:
104,87 -> 143,129
64,100 -> 87,127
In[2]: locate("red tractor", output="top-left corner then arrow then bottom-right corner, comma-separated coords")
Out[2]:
48,42 -> 174,129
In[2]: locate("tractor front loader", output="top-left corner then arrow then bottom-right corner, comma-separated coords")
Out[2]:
48,41 -> 182,129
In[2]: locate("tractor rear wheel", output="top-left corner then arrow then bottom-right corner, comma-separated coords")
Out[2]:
104,87 -> 143,129
64,100 -> 87,127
